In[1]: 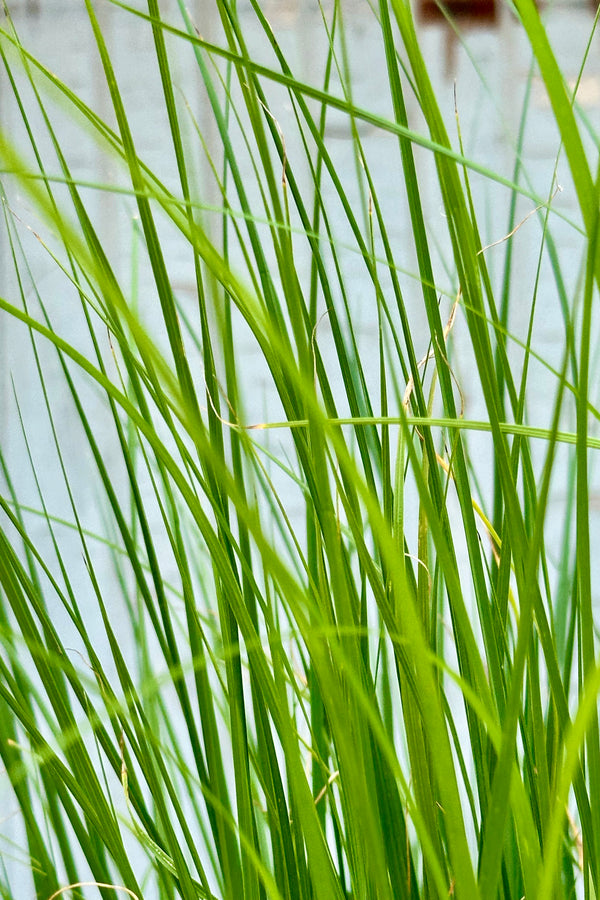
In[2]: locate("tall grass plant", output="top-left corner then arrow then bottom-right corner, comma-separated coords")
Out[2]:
1,0 -> 599,897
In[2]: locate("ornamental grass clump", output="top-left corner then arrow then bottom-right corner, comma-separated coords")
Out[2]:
0,0 -> 599,897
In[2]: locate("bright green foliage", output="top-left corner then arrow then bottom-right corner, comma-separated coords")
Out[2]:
0,0 -> 599,897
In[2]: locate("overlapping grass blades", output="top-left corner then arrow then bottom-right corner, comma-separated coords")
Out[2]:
0,0 -> 599,897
